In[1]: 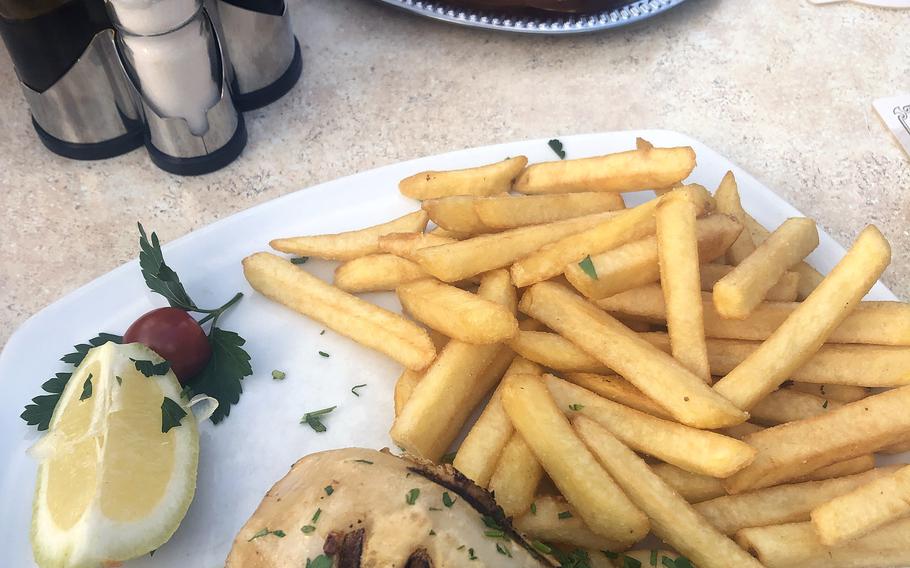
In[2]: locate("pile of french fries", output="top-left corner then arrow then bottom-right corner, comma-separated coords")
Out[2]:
243,139 -> 910,568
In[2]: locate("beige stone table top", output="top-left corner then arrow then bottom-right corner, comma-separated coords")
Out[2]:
0,0 -> 907,345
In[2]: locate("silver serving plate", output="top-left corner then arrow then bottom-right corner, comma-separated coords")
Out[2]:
375,0 -> 689,34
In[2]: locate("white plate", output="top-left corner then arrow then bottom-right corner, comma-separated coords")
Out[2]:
0,130 -> 897,567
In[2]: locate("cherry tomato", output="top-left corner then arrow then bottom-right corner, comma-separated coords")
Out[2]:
124,307 -> 211,383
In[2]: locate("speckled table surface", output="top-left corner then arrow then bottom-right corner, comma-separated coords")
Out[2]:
0,0 -> 907,345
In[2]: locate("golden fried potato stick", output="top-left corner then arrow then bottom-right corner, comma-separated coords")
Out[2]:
513,145 -> 696,194
564,372 -> 672,420
511,184 -> 712,287
565,214 -> 741,300
393,369 -> 422,416
787,383 -> 870,403
520,281 -> 747,429
643,331 -> 910,387
713,217 -> 819,319
574,417 -> 765,568
811,464 -> 910,546
453,356 -> 542,487
724,386 -> 910,494
700,263 -> 799,302
546,374 -> 755,477
414,211 -> 619,282
734,518 -> 910,568
270,210 -> 429,260
378,231 -> 457,259
508,330 -> 610,373
599,284 -> 910,346
651,463 -> 726,503
397,278 -> 518,344
749,389 -> 842,426
514,495 -> 622,551
242,252 -> 435,370
399,156 -> 527,199
714,226 -> 891,410
474,192 -> 625,229
656,194 -> 711,381
486,433 -> 544,519
792,455 -> 876,483
696,467 -> 900,536
421,196 -> 488,234
500,373 -> 649,545
713,171 -> 756,265
334,254 -> 427,292
390,270 -> 516,460
745,213 -> 825,300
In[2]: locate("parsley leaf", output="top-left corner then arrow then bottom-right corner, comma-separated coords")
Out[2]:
161,397 -> 188,433
301,525 -> 315,534
406,488 -> 420,505
324,485 -> 334,496
138,223 -> 198,311
318,351 -> 330,358
442,492 -> 456,508
568,403 -> 584,411
496,543 -> 512,557
272,370 -> 286,380
548,138 -> 566,159
578,255 -> 598,280
21,334 -> 122,431
187,328 -> 253,424
291,256 -> 309,265
247,528 -> 286,542
530,502 -> 537,515
306,555 -> 332,568
80,375 -> 93,402
558,510 -> 573,519
552,547 -> 593,568
300,406 -> 336,433
132,358 -> 172,377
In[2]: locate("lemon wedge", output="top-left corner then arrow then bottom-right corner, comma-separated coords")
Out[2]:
31,342 -> 199,568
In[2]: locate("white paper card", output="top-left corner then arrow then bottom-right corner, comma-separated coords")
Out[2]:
874,94 -> 910,158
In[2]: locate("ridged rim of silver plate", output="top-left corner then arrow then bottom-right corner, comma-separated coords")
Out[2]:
375,0 -> 689,34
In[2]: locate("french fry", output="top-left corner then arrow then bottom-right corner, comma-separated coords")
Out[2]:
713,217 -> 819,319
718,421 -> 765,440
643,331 -> 910,387
564,372 -> 673,419
811,465 -> 910,546
390,270 -> 516,460
393,369 -> 422,416
714,226 -> 891,410
734,518 -> 910,568
474,192 -> 625,229
453,357 -> 542,487
700,263 -> 800,302
399,155 -> 527,199
511,184 -> 712,287
746,213 -> 825,300
749,389 -> 842,426
397,278 -> 518,344
414,211 -> 618,282
565,214 -> 741,300
334,254 -> 427,292
651,463 -> 726,503
788,383 -> 870,403
270,210 -> 429,260
500,373 -> 649,545
487,434 -> 544,518
513,145 -> 696,194
520,281 -> 747,429
599,285 -> 910,346
514,496 -> 621,550
426,226 -> 469,239
508,330 -> 609,373
421,196 -> 488,234
656,194 -> 711,381
724,386 -> 910,493
695,467 -> 898,535
878,438 -> 910,455
378,232 -> 456,260
242,253 -> 435,370
792,455 -> 876,483
574,417 -> 764,568
546,374 -> 755,477
713,171 -> 756,265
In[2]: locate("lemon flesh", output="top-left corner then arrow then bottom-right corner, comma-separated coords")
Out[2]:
31,342 -> 199,568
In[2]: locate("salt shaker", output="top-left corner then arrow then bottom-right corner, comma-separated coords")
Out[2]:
106,0 -> 246,175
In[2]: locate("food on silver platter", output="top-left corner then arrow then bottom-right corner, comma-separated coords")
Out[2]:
226,448 -> 551,567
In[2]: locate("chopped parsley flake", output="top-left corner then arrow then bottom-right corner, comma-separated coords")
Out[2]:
443,492 -> 456,508
578,255 -> 598,280
568,403 -> 584,411
247,528 -> 285,542
548,139 -> 566,159
558,510 -> 573,519
80,374 -> 93,401
318,351 -> 330,358
530,502 -> 537,515
441,451 -> 456,464
406,488 -> 420,505
271,370 -> 286,380
532,541 -> 552,554
351,383 -> 367,396
306,555 -> 332,568
301,406 -> 336,432
497,543 -> 512,557
291,257 -> 309,265
301,525 -> 315,534
351,459 -> 373,464
468,547 -> 477,560
324,485 -> 334,496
